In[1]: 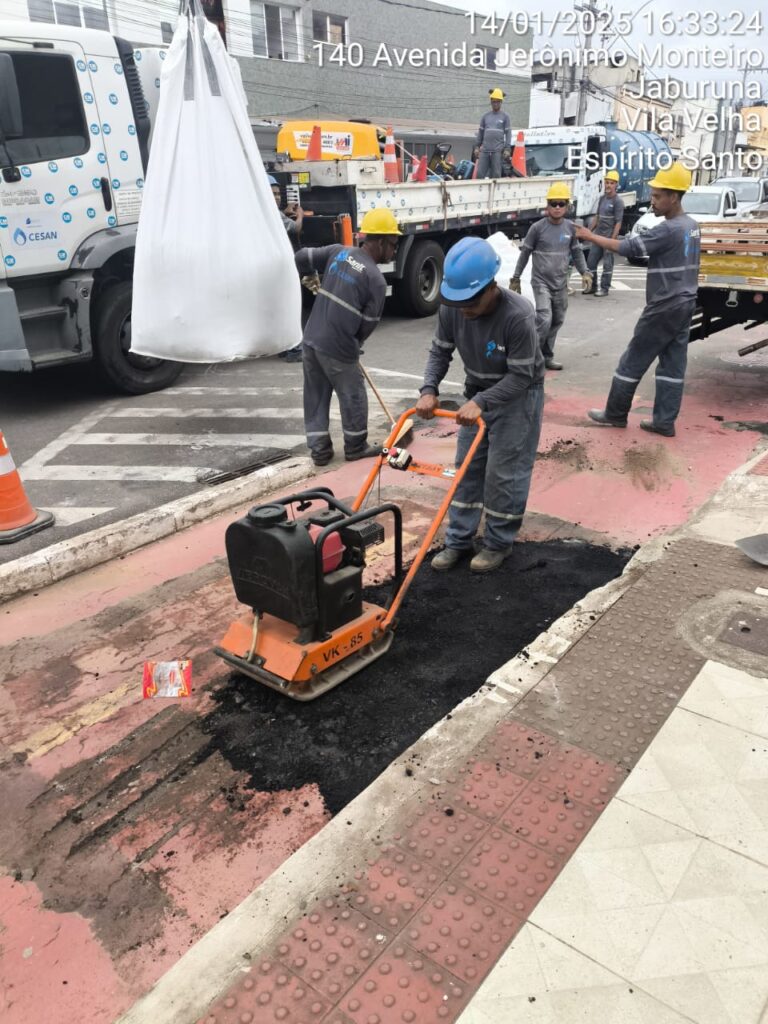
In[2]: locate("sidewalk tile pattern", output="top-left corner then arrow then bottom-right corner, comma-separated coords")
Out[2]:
750,452 -> 768,475
198,538 -> 766,1024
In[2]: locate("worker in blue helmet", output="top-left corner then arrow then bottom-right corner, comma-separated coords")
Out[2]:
416,237 -> 545,573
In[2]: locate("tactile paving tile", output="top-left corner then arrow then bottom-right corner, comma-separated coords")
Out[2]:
499,781 -> 596,860
430,759 -> 528,822
513,539 -> 765,767
452,828 -> 561,917
339,943 -> 470,1023
343,846 -> 442,931
469,719 -> 559,777
401,880 -> 521,985
275,899 -> 392,1002
532,745 -> 626,808
390,798 -> 489,875
198,959 -> 330,1024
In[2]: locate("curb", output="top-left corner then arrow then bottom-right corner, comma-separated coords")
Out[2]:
0,457 -> 313,606
115,546 -> 653,1024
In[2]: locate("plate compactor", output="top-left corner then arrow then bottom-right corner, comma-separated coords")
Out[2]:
215,408 -> 485,700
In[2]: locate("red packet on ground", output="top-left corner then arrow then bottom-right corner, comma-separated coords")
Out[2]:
143,660 -> 192,698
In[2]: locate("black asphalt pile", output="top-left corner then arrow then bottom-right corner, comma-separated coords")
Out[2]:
204,540 -> 630,814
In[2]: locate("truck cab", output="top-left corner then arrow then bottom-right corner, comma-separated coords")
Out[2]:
0,21 -> 178,393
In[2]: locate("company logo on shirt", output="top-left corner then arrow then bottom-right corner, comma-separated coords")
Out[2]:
485,340 -> 503,358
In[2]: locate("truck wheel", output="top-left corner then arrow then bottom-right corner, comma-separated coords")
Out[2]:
398,240 -> 444,317
93,281 -> 184,394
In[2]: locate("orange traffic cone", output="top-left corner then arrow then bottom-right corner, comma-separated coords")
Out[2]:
305,124 -> 323,161
512,131 -> 527,176
383,126 -> 399,183
339,213 -> 353,246
0,430 -> 54,544
414,156 -> 428,182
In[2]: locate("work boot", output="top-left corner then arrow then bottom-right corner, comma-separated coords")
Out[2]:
640,420 -> 675,437
345,445 -> 383,462
545,358 -> 563,371
470,546 -> 514,574
588,409 -> 627,427
431,547 -> 466,571
596,289 -> 610,297
312,450 -> 334,467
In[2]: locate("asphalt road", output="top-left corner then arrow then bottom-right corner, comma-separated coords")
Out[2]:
2,259 -> 762,565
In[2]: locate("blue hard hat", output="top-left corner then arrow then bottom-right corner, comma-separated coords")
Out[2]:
267,174 -> 278,185
441,237 -> 501,305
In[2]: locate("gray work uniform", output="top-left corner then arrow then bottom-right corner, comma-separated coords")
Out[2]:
421,289 -> 545,552
513,217 -> 588,359
295,244 -> 386,459
586,193 -> 625,292
602,214 -> 701,428
476,110 -> 511,179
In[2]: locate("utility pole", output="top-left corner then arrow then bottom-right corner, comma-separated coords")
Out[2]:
574,0 -> 600,126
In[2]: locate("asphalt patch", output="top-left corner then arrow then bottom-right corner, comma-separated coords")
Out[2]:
203,539 -> 629,815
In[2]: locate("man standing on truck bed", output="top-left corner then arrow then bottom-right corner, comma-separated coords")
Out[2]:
576,162 -> 700,437
586,169 -> 624,296
475,88 -> 511,180
295,208 -> 401,466
416,237 -> 545,574
510,183 -> 592,370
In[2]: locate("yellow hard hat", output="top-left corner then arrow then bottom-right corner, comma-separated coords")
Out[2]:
359,208 -> 402,235
604,170 -> 620,182
648,162 -> 692,193
489,88 -> 505,101
546,182 -> 572,201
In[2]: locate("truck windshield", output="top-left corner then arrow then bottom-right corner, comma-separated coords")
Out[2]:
0,51 -> 88,166
717,180 -> 759,202
524,144 -> 573,176
682,193 -> 721,215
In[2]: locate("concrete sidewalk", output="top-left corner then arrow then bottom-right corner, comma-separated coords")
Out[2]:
2,419 -> 767,1024
111,448 -> 768,1024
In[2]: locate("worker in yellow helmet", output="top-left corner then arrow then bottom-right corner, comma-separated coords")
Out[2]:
510,183 -> 592,370
474,87 -> 511,179
586,169 -> 624,296
576,162 -> 700,436
294,208 -> 401,465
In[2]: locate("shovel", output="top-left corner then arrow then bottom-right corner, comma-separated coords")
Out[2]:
735,533 -> 768,567
360,363 -> 414,445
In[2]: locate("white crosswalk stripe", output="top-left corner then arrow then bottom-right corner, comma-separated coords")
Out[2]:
19,371 -> 437,487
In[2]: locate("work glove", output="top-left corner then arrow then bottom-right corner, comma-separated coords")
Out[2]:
509,277 -> 521,294
582,272 -> 593,294
472,147 -> 480,160
301,272 -> 321,295
502,148 -> 511,161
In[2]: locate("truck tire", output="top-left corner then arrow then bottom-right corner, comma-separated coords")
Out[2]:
397,240 -> 444,317
93,281 -> 184,394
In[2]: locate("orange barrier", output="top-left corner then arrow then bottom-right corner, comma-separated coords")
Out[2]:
0,431 -> 54,544
383,126 -> 399,183
305,124 -> 322,161
512,130 -> 527,176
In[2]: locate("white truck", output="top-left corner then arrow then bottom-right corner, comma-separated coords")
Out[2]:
0,21 -> 171,393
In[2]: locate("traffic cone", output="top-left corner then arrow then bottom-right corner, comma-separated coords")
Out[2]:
512,131 -> 527,176
383,126 -> 399,184
414,156 -> 428,182
339,213 -> 353,246
0,430 -> 54,544
305,124 -> 323,161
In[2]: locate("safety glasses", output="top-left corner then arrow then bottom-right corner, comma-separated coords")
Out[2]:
548,201 -> 567,208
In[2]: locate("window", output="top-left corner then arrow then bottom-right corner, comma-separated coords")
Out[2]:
480,47 -> 498,70
28,0 -> 109,30
0,51 -> 88,165
251,3 -> 301,61
313,11 -> 347,44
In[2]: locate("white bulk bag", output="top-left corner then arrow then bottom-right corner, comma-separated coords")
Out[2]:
487,231 -> 535,306
131,1 -> 301,362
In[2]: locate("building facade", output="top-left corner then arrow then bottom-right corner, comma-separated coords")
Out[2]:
14,0 -> 531,128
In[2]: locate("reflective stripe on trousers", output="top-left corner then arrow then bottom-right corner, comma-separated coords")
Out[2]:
302,346 -> 369,458
445,384 -> 544,552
